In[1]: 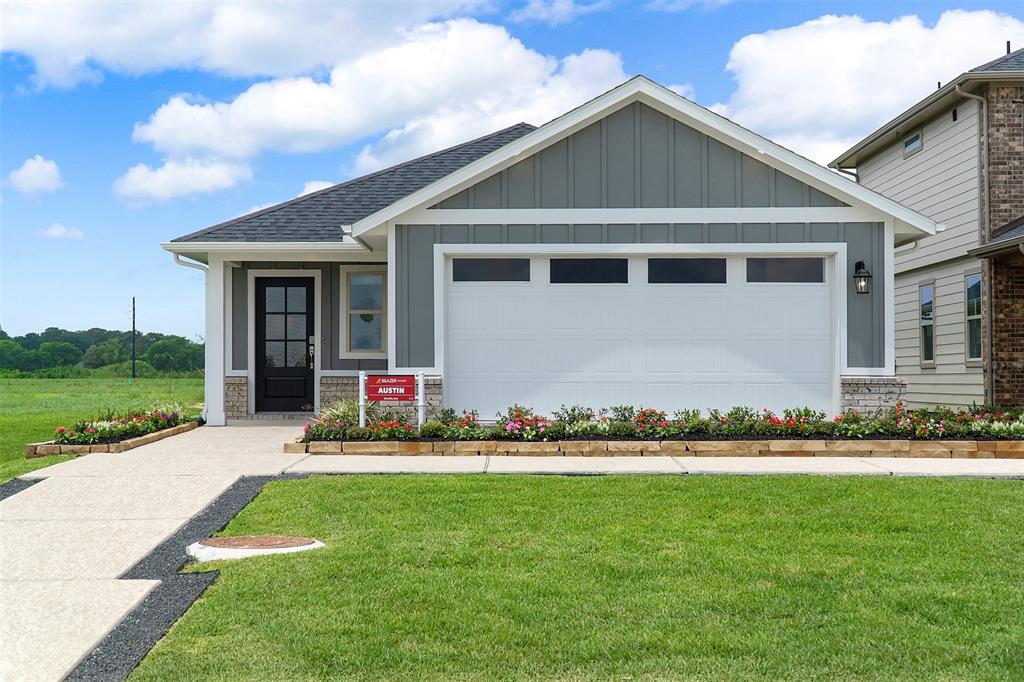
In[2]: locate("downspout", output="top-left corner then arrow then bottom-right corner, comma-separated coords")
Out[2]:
955,83 -> 991,403
172,253 -> 208,272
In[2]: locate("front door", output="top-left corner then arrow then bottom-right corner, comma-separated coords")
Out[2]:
255,277 -> 315,412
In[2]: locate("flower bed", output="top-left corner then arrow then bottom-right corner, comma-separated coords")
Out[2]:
25,407 -> 202,458
301,403 -> 1024,443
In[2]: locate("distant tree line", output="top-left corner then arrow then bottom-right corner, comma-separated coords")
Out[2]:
0,327 -> 204,374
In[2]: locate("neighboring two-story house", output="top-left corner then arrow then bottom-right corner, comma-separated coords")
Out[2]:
831,46 -> 1024,408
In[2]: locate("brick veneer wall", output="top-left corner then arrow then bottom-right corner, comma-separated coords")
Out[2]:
991,261 -> 1024,405
985,84 -> 1024,238
224,376 -> 248,420
840,376 -> 907,413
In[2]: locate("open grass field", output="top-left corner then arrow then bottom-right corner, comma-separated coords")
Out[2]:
0,377 -> 204,482
134,475 -> 1024,681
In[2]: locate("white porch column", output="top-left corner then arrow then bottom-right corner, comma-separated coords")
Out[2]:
204,256 -> 226,426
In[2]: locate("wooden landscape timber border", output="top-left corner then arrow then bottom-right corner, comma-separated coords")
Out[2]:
286,438 -> 1024,459
25,422 -> 200,458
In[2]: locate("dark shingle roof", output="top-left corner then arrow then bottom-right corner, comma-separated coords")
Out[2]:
970,47 -> 1024,72
173,122 -> 536,242
990,216 -> 1024,244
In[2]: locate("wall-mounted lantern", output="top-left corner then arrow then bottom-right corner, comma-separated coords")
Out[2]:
853,261 -> 872,294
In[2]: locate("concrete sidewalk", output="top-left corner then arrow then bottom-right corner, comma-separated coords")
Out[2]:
3,426 -> 1023,681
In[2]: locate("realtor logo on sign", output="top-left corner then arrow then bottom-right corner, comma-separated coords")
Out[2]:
366,375 -> 415,402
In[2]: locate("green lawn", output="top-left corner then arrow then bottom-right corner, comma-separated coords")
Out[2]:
134,475 -> 1024,681
0,377 -> 204,482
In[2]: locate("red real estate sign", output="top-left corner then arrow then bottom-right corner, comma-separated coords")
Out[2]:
366,375 -> 416,402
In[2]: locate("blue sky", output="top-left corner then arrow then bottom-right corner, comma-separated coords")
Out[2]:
2,1 -> 1023,339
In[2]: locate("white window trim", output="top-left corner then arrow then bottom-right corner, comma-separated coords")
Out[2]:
246,269 -> 322,416
919,279 -> 936,368
903,129 -> 924,159
423,242 -> 852,416
965,271 -> 982,365
338,264 -> 387,360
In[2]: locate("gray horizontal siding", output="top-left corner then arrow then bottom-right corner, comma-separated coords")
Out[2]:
435,102 -> 848,211
395,222 -> 885,369
230,261 -> 387,372
858,99 -> 980,273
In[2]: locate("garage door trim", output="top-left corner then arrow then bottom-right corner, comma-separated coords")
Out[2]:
433,242 -> 847,414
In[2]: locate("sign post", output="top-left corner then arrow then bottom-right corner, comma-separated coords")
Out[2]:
362,374 -> 421,427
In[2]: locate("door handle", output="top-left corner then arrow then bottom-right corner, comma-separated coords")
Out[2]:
308,336 -> 316,365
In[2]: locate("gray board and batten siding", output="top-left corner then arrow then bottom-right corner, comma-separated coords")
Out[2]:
396,103 -> 884,370
229,262 -> 387,373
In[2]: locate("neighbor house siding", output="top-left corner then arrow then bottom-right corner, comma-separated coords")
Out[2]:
857,99 -> 984,407
435,102 -> 847,212
894,261 -> 984,407
229,261 -> 387,372
859,99 -> 981,272
395,222 -> 886,369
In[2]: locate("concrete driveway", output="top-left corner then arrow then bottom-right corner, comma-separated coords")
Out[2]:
3,425 -> 1023,681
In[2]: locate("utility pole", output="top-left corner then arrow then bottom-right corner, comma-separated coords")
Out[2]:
131,296 -> 136,383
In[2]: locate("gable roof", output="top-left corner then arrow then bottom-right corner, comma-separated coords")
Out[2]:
349,76 -> 938,240
832,47 -> 1024,169
171,122 -> 536,243
968,215 -> 1024,257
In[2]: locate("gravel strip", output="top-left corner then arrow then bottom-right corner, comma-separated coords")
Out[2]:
0,477 -> 41,502
68,474 -> 309,681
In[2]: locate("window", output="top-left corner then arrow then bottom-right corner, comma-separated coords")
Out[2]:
342,269 -> 385,355
550,258 -> 628,284
648,258 -> 726,284
903,130 -> 923,158
920,282 -> 935,365
453,258 -> 530,282
966,273 -> 982,362
746,258 -> 824,283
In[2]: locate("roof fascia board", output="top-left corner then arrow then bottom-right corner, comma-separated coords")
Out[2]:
831,71 -> 1024,168
161,241 -> 367,254
357,77 -> 935,239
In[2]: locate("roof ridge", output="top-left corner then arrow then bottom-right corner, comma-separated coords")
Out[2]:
172,122 -> 536,242
970,45 -> 1024,72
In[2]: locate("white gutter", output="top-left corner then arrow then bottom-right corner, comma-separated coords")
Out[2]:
172,253 -> 207,272
161,241 -> 367,253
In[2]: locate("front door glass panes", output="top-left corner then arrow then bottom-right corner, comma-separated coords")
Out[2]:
265,285 -> 308,367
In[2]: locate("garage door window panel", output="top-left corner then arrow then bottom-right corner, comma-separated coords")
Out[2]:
746,257 -> 825,283
452,258 -> 530,283
648,258 -> 727,284
550,258 -> 628,284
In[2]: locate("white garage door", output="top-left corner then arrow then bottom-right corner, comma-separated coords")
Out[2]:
443,254 -> 836,418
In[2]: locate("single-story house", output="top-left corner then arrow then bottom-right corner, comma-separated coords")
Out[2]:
163,76 -> 939,425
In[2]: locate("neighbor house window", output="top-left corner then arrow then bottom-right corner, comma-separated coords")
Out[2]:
920,282 -> 935,366
746,258 -> 824,283
903,130 -> 923,158
550,258 -> 628,284
648,258 -> 726,284
342,269 -> 385,355
453,258 -> 530,282
965,273 -> 982,362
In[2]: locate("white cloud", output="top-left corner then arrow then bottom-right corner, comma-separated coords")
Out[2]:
8,155 -> 64,195
712,10 -> 1024,164
300,180 -> 334,196
39,223 -> 83,240
129,19 -> 627,177
113,158 -> 252,201
510,0 -> 611,25
0,1 -> 486,88
668,83 -> 695,99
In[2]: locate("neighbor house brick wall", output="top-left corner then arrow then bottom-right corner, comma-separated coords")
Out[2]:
840,376 -> 907,413
224,376 -> 248,420
320,375 -> 443,420
990,260 -> 1024,405
985,84 -> 1024,239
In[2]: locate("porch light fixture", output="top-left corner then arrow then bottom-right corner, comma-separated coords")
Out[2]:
853,261 -> 872,294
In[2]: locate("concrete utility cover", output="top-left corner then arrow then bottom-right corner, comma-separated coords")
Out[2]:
187,535 -> 324,562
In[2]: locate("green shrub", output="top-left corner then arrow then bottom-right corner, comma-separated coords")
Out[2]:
418,421 -> 448,438
606,421 -> 637,438
344,427 -> 371,440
